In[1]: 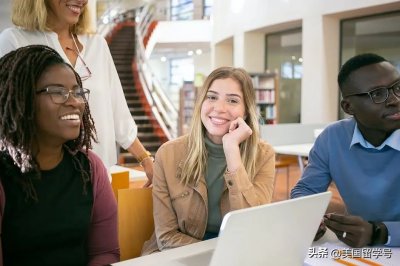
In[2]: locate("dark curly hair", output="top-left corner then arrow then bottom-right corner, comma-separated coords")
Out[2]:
0,45 -> 97,201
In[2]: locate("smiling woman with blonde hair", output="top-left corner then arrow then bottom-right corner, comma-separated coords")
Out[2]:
142,66 -> 275,255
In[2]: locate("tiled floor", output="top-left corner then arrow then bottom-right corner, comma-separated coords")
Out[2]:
273,163 -> 346,214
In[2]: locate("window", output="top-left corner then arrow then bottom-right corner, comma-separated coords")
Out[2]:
266,29 -> 302,123
203,0 -> 213,19
169,57 -> 194,107
171,0 -> 194,20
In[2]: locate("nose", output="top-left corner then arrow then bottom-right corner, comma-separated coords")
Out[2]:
65,91 -> 83,105
386,88 -> 400,105
213,99 -> 227,112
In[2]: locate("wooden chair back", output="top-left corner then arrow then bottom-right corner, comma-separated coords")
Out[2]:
111,171 -> 130,200
117,187 -> 154,260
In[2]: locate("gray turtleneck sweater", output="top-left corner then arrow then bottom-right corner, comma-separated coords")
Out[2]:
204,136 -> 227,235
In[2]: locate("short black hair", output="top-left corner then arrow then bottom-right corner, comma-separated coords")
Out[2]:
338,53 -> 387,92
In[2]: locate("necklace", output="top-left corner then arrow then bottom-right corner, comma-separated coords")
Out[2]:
71,32 -> 81,53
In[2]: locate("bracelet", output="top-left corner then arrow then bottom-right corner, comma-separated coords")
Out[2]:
137,150 -> 154,166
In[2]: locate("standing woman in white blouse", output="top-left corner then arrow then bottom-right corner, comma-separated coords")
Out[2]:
0,0 -> 154,186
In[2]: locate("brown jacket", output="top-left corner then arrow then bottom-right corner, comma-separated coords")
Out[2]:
141,135 -> 275,255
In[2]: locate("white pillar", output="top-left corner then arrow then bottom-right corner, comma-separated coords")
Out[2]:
233,32 -> 245,67
301,14 -> 340,123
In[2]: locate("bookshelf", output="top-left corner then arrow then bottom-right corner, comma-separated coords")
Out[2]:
250,73 -> 279,124
178,81 -> 197,136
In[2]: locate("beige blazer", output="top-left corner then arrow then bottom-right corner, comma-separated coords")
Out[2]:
141,135 -> 275,255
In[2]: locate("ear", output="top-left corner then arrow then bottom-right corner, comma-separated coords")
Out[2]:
341,98 -> 354,115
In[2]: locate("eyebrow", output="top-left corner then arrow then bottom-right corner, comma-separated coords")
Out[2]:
366,79 -> 400,91
39,84 -> 80,89
207,90 -> 242,98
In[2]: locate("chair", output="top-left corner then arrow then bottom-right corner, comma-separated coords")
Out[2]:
111,171 -> 130,200
274,155 -> 297,199
117,187 -> 154,260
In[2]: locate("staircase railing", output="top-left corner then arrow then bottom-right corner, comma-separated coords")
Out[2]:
134,4 -> 178,140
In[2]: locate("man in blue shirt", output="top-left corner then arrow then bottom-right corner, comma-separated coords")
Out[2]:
291,53 -> 400,248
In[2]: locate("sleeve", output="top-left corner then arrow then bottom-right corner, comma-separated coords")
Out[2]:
0,28 -> 19,57
224,141 -> 276,210
103,38 -> 137,149
87,151 -> 120,265
290,131 -> 332,199
152,146 -> 200,251
384,222 -> 400,247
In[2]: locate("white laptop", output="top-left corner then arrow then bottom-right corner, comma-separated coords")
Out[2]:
175,191 -> 332,266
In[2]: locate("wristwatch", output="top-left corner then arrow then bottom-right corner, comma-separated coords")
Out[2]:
368,221 -> 387,245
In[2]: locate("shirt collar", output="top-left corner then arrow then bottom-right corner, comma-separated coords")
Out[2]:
350,124 -> 400,151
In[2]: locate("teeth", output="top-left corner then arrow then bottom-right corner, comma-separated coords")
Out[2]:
211,117 -> 227,123
61,114 -> 80,120
67,5 -> 81,13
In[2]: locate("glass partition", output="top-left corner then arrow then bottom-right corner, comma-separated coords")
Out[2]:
339,11 -> 400,118
266,28 -> 302,123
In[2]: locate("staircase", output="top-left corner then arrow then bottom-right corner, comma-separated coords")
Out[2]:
108,24 -> 165,166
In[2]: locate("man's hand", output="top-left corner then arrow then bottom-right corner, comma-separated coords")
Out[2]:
324,213 -> 373,247
314,220 -> 327,241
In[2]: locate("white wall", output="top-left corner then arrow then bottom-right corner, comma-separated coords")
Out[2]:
212,0 -> 400,124
0,0 -> 12,32
194,51 -> 212,77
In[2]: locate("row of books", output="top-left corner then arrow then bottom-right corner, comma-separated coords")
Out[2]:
257,105 -> 276,120
255,89 -> 275,104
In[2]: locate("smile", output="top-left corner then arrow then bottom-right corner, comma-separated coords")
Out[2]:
209,117 -> 229,125
67,5 -> 82,14
61,114 -> 80,121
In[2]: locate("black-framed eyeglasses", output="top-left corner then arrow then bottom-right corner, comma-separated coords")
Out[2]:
36,86 -> 90,104
343,80 -> 400,104
66,47 -> 92,81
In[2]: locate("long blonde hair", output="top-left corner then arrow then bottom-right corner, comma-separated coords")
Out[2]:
180,67 -> 260,185
12,0 -> 92,34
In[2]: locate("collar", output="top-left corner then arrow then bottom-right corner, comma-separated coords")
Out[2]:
350,124 -> 400,151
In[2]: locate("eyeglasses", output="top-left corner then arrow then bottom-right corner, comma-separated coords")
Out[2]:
66,47 -> 92,81
36,86 -> 90,104
343,80 -> 400,104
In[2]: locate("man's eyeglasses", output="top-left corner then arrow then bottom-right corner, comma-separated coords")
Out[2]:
66,47 -> 92,81
36,86 -> 90,104
343,80 -> 400,104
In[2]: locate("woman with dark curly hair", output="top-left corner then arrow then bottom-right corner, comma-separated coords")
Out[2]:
0,45 -> 119,265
